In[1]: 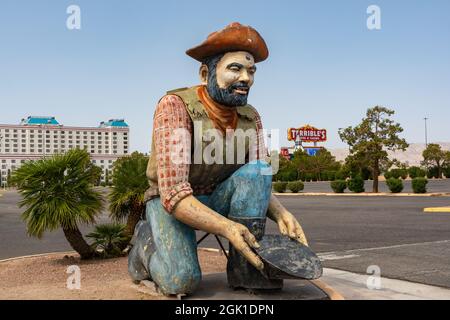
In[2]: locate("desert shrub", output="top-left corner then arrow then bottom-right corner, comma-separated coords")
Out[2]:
287,181 -> 304,193
273,181 -> 288,193
412,178 -> 428,193
386,178 -> 404,193
348,175 -> 365,193
408,166 -> 426,179
87,223 -> 128,258
331,180 -> 347,193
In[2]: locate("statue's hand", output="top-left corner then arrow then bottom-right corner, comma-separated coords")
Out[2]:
276,211 -> 309,246
223,222 -> 264,271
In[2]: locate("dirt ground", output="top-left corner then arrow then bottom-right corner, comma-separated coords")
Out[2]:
0,249 -> 227,300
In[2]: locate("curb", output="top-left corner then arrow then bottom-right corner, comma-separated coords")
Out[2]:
274,192 -> 450,197
311,279 -> 345,300
0,251 -> 77,263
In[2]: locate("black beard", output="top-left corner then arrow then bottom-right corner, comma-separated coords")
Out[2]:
206,80 -> 250,107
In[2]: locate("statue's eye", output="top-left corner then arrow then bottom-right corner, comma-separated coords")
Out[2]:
230,66 -> 240,72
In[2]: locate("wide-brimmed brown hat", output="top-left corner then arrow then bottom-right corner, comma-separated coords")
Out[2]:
186,22 -> 269,63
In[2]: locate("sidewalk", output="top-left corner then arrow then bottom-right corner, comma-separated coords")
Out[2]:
321,268 -> 450,300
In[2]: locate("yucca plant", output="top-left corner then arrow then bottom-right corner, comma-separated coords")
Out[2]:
11,149 -> 103,259
87,223 -> 129,258
109,152 -> 149,243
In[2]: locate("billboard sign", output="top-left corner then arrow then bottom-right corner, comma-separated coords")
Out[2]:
288,125 -> 327,143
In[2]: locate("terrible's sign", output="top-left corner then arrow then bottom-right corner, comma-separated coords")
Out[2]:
288,125 -> 327,143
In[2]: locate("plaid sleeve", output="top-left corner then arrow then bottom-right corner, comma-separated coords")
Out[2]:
153,95 -> 193,213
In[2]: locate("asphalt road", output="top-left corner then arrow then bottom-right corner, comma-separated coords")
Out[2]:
1,189 -> 449,288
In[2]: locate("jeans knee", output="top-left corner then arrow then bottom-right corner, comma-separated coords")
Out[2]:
237,160 -> 272,179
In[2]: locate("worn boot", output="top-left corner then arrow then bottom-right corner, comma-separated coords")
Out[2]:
226,216 -> 283,290
128,220 -> 155,283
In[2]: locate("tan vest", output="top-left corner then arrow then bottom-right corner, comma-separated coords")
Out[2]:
144,86 -> 259,202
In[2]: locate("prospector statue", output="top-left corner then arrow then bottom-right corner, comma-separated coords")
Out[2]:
129,22 -> 321,296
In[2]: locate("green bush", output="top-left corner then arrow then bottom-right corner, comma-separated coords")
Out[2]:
427,167 -> 439,179
384,171 -> 393,179
412,178 -> 428,194
348,176 -> 365,193
287,181 -> 305,193
87,223 -> 129,258
386,178 -> 404,193
408,166 -> 426,179
273,181 -> 288,193
304,173 -> 313,182
331,180 -> 347,193
444,167 -> 450,179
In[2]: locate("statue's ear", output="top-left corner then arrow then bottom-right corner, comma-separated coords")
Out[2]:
199,64 -> 208,86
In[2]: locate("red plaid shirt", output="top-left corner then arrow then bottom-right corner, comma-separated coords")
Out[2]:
153,94 -> 266,213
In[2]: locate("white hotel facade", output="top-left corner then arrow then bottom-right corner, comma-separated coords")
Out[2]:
0,116 -> 129,186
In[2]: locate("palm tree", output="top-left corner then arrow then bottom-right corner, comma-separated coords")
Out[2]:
109,152 -> 149,242
12,149 -> 103,259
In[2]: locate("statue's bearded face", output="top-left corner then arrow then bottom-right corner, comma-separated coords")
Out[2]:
201,51 -> 256,107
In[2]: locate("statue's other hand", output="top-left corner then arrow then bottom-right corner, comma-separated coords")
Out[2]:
223,222 -> 264,271
277,211 -> 309,247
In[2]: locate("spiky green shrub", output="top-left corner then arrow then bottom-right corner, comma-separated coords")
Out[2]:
87,223 -> 129,258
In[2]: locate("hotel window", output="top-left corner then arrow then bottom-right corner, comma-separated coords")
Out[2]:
30,149 -> 34,153
13,149 -> 18,152
21,149 -> 26,153
38,149 -> 42,153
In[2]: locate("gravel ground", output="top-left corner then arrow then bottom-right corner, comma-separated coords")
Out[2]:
0,249 -> 227,300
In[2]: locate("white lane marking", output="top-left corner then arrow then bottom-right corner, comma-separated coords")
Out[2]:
320,240 -> 450,257
318,253 -> 360,261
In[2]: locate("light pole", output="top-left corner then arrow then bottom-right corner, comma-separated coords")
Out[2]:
424,117 -> 428,148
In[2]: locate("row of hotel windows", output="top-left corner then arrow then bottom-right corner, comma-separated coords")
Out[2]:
1,135 -> 127,141
1,129 -> 127,135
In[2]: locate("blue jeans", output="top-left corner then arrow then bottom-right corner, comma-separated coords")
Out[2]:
145,160 -> 272,295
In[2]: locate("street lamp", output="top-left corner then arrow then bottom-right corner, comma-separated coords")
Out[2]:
424,117 -> 429,148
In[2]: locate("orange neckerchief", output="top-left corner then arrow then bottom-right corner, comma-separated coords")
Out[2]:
197,85 -> 238,134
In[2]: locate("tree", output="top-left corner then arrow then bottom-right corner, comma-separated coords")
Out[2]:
293,148 -> 340,181
422,144 -> 450,179
11,149 -> 103,259
339,106 -> 409,193
109,152 -> 149,243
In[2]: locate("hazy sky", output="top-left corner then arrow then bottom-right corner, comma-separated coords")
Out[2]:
1,0 -> 449,153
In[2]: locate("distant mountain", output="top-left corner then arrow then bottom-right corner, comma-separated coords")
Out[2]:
329,142 -> 450,167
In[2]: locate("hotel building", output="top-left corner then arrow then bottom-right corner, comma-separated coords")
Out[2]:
0,116 -> 129,186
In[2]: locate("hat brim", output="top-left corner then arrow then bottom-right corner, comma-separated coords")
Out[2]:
186,24 -> 269,63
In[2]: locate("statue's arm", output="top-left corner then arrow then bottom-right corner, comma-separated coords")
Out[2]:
267,194 -> 309,246
172,195 -> 264,270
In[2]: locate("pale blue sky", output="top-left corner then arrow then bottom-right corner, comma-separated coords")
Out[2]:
1,0 -> 449,152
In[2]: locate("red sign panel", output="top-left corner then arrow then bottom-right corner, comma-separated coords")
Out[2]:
288,125 -> 327,143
